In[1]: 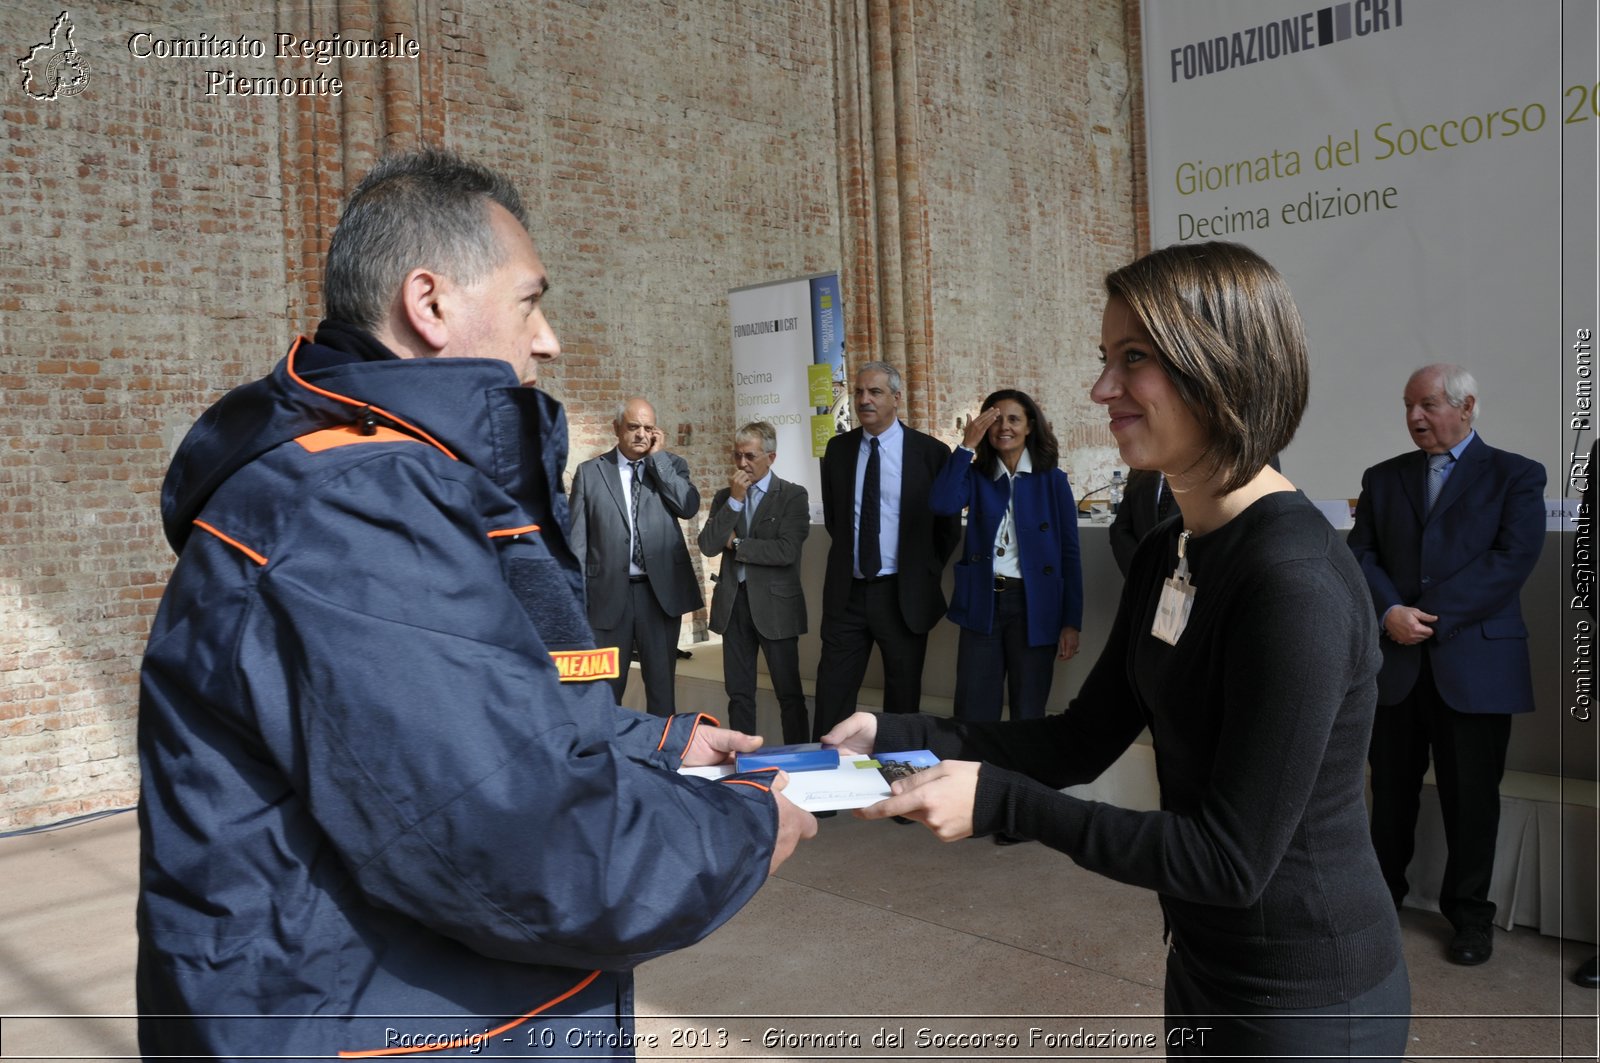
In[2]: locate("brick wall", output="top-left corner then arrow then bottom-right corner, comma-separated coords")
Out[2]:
3,2 -> 290,829
0,0 -> 1138,829
914,0 -> 1138,493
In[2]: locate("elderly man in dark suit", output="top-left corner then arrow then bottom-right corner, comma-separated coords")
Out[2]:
811,362 -> 960,740
569,396 -> 703,716
1348,363 -> 1545,967
698,421 -> 811,743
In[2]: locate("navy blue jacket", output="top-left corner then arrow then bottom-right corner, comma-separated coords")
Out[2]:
137,327 -> 777,1060
930,447 -> 1084,645
1346,432 -> 1545,712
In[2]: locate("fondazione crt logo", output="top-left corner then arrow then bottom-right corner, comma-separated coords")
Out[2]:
18,11 -> 90,100
1166,0 -> 1404,85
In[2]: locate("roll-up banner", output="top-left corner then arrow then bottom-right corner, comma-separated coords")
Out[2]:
1141,0 -> 1596,509
728,273 -> 846,522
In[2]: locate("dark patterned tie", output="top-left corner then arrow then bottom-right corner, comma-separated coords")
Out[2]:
858,437 -> 881,578
630,460 -> 646,571
738,485 -> 760,583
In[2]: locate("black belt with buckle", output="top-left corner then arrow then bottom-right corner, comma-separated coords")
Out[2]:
628,574 -> 649,583
993,575 -> 1021,591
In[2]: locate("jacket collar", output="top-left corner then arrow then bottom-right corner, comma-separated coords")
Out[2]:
162,328 -> 572,552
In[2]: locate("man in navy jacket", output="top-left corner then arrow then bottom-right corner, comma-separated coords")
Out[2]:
136,150 -> 815,1059
1348,363 -> 1545,967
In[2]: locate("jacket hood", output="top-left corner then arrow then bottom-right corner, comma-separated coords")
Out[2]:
161,324 -> 571,553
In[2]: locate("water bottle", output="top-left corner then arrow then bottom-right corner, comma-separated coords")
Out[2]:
1108,470 -> 1124,514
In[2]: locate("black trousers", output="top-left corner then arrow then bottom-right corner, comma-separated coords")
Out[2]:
592,578 -> 681,718
811,576 -> 927,740
1367,650 -> 1512,928
952,581 -> 1056,722
722,582 -> 810,744
1164,946 -> 1409,1061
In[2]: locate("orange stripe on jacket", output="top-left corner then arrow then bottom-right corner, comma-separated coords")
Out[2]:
283,336 -> 458,461
192,520 -> 268,566
295,425 -> 421,453
658,712 -> 722,754
338,970 -> 602,1058
720,767 -> 780,794
487,524 -> 542,539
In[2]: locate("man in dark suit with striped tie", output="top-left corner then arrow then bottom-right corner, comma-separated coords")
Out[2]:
1348,363 -> 1545,967
811,362 -> 960,739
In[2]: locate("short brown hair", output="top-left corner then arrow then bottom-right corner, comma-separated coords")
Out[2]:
1105,241 -> 1307,495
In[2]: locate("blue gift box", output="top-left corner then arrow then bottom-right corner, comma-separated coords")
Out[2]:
735,743 -> 841,774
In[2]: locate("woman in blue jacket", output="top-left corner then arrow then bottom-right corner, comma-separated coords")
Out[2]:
931,389 -> 1083,725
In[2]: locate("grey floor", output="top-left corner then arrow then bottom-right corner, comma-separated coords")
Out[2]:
5,801 -> 1599,1060
4,652 -> 1599,1061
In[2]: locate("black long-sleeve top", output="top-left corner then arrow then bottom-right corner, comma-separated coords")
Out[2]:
877,491 -> 1401,1008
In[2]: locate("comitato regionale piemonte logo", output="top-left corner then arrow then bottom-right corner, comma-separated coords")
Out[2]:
18,11 -> 90,101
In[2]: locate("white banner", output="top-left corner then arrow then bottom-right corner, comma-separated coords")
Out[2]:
727,276 -> 829,520
1142,0 -> 1597,500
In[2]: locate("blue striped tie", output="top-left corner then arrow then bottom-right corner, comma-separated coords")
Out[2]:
1425,453 -> 1451,514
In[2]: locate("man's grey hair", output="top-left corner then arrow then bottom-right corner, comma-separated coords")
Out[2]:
856,360 -> 903,395
735,421 -> 777,454
613,397 -> 655,428
1413,363 -> 1480,423
325,148 -> 528,330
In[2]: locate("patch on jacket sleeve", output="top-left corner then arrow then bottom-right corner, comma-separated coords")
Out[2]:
507,557 -> 595,649
549,647 -> 621,682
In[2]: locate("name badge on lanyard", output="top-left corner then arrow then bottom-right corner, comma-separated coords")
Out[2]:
1151,530 -> 1195,646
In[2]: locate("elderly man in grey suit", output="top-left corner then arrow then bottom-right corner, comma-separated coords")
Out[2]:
569,397 -> 703,716
698,421 -> 811,743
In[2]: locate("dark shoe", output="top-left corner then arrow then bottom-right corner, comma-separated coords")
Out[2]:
992,832 -> 1025,846
1573,955 -> 1600,988
1448,924 -> 1493,966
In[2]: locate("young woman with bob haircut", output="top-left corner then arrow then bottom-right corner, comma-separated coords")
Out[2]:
825,241 -> 1409,1059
